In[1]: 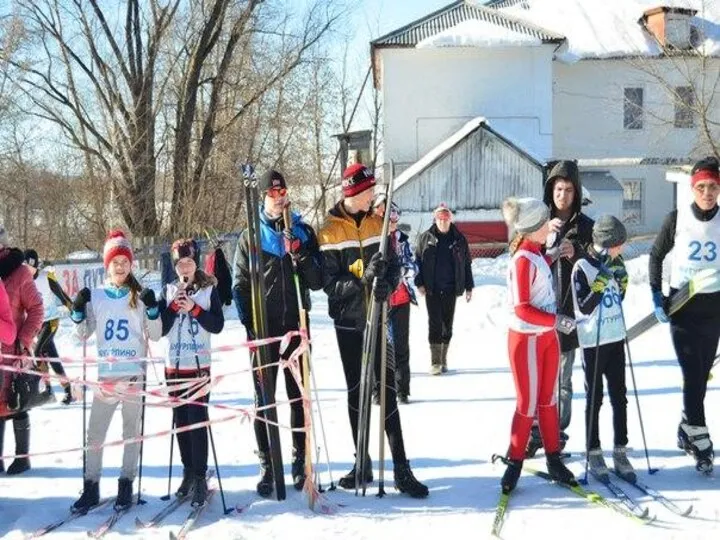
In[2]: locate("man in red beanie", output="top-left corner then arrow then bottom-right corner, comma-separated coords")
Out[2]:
317,163 -> 428,498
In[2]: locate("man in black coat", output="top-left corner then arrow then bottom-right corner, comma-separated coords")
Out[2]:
414,203 -> 474,375
527,160 -> 594,456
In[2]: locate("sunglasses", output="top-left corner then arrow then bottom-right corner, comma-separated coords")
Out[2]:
266,188 -> 287,198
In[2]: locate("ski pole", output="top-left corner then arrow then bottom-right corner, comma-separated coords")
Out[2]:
619,304 -> 658,475
581,293 -> 604,486
82,337 -> 87,482
162,315 -> 186,500
136,375 -> 147,505
377,303 -> 388,498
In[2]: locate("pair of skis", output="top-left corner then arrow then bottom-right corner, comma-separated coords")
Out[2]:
491,454 -> 694,537
241,163 -> 286,501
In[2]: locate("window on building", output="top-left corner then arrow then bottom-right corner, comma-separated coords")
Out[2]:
622,180 -> 643,224
624,88 -> 644,130
674,86 -> 695,128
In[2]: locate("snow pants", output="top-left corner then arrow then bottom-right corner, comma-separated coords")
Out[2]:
507,329 -> 561,461
168,368 -> 210,477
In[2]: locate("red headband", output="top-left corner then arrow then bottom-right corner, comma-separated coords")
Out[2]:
691,169 -> 720,187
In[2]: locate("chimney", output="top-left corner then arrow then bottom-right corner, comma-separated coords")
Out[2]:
641,6 -> 698,50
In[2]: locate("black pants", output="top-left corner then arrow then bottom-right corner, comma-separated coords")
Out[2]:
582,340 -> 628,450
336,326 -> 406,465
671,312 -> 720,427
252,335 -> 305,457
34,321 -> 67,379
426,290 -> 456,344
169,370 -> 210,476
390,303 -> 411,395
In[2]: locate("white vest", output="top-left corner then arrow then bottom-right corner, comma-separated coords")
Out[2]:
165,284 -> 213,371
571,259 -> 626,348
90,287 -> 147,378
670,207 -> 720,289
507,249 -> 556,334
36,269 -> 62,322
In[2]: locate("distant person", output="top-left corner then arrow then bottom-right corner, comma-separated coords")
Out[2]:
414,203 -> 473,375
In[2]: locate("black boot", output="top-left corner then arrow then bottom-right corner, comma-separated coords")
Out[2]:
62,385 -> 74,405
546,452 -> 577,486
291,449 -> 306,491
338,454 -> 373,490
501,458 -> 523,493
176,468 -> 193,498
7,415 -> 30,475
72,479 -> 100,513
393,461 -> 429,498
256,452 -> 274,498
525,426 -> 543,458
114,477 -> 133,510
0,419 -> 4,473
191,474 -> 208,507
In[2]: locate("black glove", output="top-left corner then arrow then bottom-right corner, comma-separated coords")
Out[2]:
373,278 -> 392,302
139,288 -> 158,309
72,287 -> 91,314
362,252 -> 387,286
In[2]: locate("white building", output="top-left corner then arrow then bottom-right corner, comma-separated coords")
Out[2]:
371,0 -> 720,236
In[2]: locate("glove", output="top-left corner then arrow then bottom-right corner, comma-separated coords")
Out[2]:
71,288 -> 91,321
608,256 -> 628,293
283,229 -> 303,257
653,291 -> 670,324
372,278 -> 392,302
362,252 -> 387,285
590,268 -> 613,294
139,288 -> 158,309
555,314 -> 576,335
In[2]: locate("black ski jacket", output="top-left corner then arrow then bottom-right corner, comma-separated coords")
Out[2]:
233,208 -> 323,335
414,223 -> 474,297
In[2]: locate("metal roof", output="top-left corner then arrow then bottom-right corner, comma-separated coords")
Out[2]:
580,170 -> 624,192
371,0 -> 565,48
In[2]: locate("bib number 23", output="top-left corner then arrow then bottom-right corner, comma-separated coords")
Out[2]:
689,241 -> 717,262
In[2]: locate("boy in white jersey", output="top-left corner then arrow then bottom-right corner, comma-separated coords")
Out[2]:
69,230 -> 161,512
571,215 -> 635,484
156,238 -> 224,507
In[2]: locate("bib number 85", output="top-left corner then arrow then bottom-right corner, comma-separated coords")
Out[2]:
689,241 -> 717,262
105,319 -> 130,341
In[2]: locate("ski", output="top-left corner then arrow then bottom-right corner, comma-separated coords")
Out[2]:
490,490 -> 510,537
241,163 -> 286,501
599,478 -> 653,520
491,454 -> 650,524
135,471 -> 215,529
168,487 -> 216,540
627,269 -> 720,341
87,504 -> 133,539
611,471 -> 693,517
26,498 -> 113,538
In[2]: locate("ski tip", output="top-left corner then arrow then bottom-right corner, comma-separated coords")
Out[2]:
134,517 -> 147,529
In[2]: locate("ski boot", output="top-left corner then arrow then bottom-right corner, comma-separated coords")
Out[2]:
114,477 -> 133,510
62,385 -> 75,405
679,423 -> 714,474
612,446 -> 636,483
291,449 -> 306,491
176,468 -> 194,498
397,391 -> 409,404
338,454 -> 373,490
6,415 -> 31,475
191,474 -> 208,507
72,480 -> 100,513
546,452 -> 577,486
394,461 -> 429,498
256,452 -> 274,497
501,458 -> 523,493
587,448 -> 610,484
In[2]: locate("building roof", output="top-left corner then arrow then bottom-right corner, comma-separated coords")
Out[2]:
371,0 -> 565,49
580,170 -> 624,192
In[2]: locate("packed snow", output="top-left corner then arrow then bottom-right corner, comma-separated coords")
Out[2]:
1,249 -> 720,539
416,19 -> 543,49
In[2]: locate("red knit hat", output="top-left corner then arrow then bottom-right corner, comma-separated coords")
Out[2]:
103,229 -> 134,269
342,164 -> 376,197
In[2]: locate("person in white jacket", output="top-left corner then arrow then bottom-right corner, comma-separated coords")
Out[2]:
68,230 -> 161,513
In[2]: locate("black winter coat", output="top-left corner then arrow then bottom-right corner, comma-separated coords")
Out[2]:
414,223 -> 474,297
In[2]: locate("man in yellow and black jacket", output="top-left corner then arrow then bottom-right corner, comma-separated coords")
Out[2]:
318,163 -> 428,498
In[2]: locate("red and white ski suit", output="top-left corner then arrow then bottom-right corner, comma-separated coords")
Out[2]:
506,240 -> 561,461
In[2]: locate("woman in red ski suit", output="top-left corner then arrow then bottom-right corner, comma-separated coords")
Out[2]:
500,197 -> 578,493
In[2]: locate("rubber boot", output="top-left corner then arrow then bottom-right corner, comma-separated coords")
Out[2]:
6,415 -> 30,475
440,343 -> 448,373
430,344 -> 442,375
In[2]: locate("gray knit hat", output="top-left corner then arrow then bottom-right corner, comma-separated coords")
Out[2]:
593,215 -> 627,248
502,197 -> 549,234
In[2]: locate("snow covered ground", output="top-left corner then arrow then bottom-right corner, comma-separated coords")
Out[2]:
1,253 -> 720,539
